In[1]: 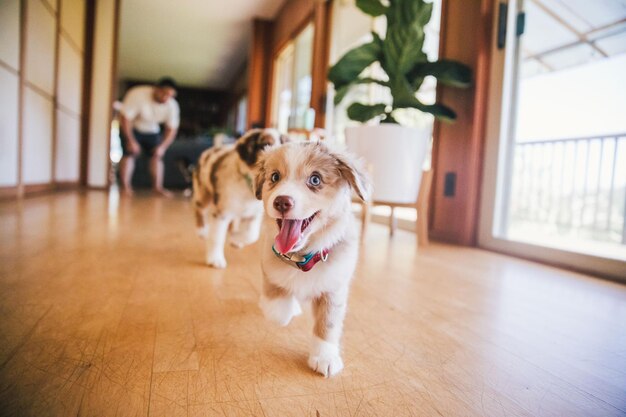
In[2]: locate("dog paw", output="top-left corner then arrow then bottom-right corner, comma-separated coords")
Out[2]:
308,338 -> 343,377
259,295 -> 302,326
229,239 -> 245,249
197,226 -> 209,239
228,234 -> 257,248
206,254 -> 227,269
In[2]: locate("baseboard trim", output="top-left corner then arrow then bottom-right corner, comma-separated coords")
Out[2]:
0,182 -> 85,200
23,183 -> 56,194
0,186 -> 18,199
56,181 -> 80,190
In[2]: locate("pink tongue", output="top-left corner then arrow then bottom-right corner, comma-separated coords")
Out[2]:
275,219 -> 303,254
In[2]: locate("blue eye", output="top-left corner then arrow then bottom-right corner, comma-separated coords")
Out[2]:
270,172 -> 280,183
308,173 -> 322,187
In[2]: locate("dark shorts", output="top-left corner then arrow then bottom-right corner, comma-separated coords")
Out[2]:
121,130 -> 161,156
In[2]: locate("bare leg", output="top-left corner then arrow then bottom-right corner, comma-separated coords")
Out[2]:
192,176 -> 210,238
119,156 -> 136,196
309,290 -> 349,377
259,274 -> 302,326
195,205 -> 208,238
205,215 -> 230,268
150,155 -> 173,197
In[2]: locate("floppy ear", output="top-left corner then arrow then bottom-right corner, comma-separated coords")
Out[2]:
253,161 -> 266,200
334,152 -> 372,202
259,130 -> 279,147
236,130 -> 263,166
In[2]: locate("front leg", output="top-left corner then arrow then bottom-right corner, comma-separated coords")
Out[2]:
259,274 -> 301,326
205,215 -> 230,268
309,290 -> 348,377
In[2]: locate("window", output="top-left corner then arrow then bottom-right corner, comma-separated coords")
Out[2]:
480,0 -> 626,278
270,23 -> 314,134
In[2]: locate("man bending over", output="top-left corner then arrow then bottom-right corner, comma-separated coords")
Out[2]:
119,77 -> 180,197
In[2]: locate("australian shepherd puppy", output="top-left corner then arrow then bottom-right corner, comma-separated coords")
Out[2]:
253,141 -> 371,377
193,129 -> 284,268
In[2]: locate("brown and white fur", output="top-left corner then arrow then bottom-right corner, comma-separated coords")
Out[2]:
254,142 -> 371,377
193,129 -> 284,268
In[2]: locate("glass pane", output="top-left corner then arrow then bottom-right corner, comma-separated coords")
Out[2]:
272,44 -> 294,133
503,0 -> 626,260
291,24 -> 314,130
270,23 -> 314,134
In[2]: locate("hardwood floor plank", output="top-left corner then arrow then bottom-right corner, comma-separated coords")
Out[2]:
0,191 -> 624,417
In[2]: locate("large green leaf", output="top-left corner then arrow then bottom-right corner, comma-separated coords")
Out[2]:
387,0 -> 432,28
408,60 -> 472,88
327,37 -> 383,87
383,26 -> 426,77
356,0 -> 387,16
347,103 -> 388,123
333,78 -> 388,105
401,100 -> 457,122
388,76 -> 420,108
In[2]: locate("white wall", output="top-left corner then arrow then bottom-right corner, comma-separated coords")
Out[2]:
56,0 -> 85,182
0,0 -> 21,186
88,0 -> 117,188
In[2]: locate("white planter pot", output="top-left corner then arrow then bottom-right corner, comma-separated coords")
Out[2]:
345,124 -> 431,204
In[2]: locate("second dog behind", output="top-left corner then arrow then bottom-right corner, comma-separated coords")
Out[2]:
192,129 -> 283,268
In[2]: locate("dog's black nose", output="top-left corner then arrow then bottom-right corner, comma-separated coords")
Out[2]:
273,195 -> 294,214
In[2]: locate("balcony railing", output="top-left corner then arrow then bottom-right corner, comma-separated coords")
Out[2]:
509,133 -> 626,245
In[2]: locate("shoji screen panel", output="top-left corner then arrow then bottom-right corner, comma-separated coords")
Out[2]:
22,0 -> 56,185
0,0 -> 21,187
22,87 -> 54,184
60,0 -> 84,51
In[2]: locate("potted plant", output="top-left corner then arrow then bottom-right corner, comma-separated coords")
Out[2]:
328,0 -> 471,203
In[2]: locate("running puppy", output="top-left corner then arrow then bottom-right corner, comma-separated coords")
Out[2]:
193,129 -> 283,268
254,142 -> 371,377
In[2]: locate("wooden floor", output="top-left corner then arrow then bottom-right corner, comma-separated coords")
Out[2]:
1,190 -> 625,417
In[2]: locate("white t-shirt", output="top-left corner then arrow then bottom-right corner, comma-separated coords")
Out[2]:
121,85 -> 180,134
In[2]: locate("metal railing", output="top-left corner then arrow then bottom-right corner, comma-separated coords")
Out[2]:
509,133 -> 626,245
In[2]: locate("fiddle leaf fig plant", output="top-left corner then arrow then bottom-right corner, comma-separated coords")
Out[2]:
328,0 -> 472,124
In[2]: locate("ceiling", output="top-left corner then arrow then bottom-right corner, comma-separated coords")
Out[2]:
521,0 -> 626,78
118,0 -> 286,89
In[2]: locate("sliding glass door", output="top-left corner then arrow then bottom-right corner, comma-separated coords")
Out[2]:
480,0 -> 626,277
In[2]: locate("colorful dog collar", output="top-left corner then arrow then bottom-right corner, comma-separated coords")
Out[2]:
272,245 -> 330,272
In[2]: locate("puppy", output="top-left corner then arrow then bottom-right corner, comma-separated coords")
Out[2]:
193,129 -> 283,268
254,142 -> 371,377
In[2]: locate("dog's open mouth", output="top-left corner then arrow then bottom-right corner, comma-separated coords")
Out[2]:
274,211 -> 319,254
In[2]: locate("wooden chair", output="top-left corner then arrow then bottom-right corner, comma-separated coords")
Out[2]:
358,170 -> 433,246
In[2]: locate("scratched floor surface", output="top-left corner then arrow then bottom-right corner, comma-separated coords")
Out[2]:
0,190 -> 625,416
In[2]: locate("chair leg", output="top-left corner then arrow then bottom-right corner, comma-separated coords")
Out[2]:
415,170 -> 433,247
416,206 -> 429,246
389,207 -> 397,237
